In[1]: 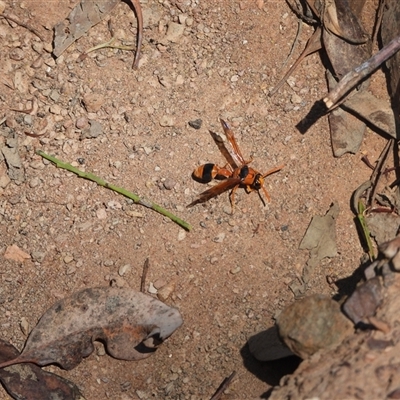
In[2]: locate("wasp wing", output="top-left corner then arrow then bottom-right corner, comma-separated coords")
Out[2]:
187,178 -> 241,207
219,119 -> 247,166
209,130 -> 240,170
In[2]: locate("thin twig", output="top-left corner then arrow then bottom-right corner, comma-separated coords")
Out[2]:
140,258 -> 149,293
128,0 -> 143,69
323,34 -> 400,109
36,150 -> 192,231
368,139 -> 393,208
269,26 -> 322,96
1,13 -> 45,41
280,19 -> 303,70
210,371 -> 236,400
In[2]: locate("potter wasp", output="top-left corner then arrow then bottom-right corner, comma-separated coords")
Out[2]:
187,119 -> 284,212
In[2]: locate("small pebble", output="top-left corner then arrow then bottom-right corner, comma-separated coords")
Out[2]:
163,178 -> 176,190
20,317 -> 29,335
49,104 -> 62,115
76,116 -> 89,129
157,281 -> 175,301
160,115 -> 175,127
165,22 -> 185,42
188,119 -> 202,130
213,232 -> 226,243
178,229 -> 186,241
96,208 -> 107,219
291,93 -> 302,104
64,255 -> 74,264
83,93 -> 105,113
66,265 -> 76,275
118,264 -> 132,276
29,177 -> 40,188
230,266 -> 241,274
148,282 -> 158,294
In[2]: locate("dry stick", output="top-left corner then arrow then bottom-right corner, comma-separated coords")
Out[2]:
36,150 -> 192,231
269,26 -> 322,96
280,18 -> 303,70
372,0 -> 386,45
210,371 -> 237,400
140,258 -> 149,293
324,34 -> 400,110
128,0 -> 143,69
1,14 -> 45,41
368,139 -> 394,208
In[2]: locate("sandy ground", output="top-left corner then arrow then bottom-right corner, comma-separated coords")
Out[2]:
0,0 -> 388,399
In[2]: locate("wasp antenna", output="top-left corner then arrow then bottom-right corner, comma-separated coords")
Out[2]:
263,164 -> 284,178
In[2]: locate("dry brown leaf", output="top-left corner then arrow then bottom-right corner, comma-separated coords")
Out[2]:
0,287 -> 183,370
0,339 -> 84,400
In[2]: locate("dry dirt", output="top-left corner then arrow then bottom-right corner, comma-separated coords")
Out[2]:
0,0 -> 390,399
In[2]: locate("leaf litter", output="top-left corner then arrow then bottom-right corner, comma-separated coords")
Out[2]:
53,0 -> 143,68
0,287 -> 182,397
0,340 -> 84,400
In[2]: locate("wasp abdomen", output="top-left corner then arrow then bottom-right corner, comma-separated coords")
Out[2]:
192,163 -> 217,183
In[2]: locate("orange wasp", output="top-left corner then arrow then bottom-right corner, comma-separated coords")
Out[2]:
187,119 -> 284,211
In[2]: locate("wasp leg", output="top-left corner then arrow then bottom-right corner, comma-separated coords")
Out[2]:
261,186 -> 270,204
228,184 -> 240,214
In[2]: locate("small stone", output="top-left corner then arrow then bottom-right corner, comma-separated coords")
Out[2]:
76,116 -> 89,129
23,114 -> 32,125
49,90 -> 60,102
63,255 -> 74,264
66,265 -> 76,275
163,178 -> 176,190
9,47 -> 25,61
178,229 -> 186,241
213,232 -> 226,243
176,75 -> 184,85
31,251 -> 46,263
32,42 -> 43,53
188,119 -> 202,130
160,115 -> 175,127
157,281 -> 176,302
49,104 -> 62,114
80,120 -> 103,139
165,22 -> 185,42
29,177 -> 40,188
107,200 -> 122,210
20,317 -> 29,336
82,93 -> 105,113
96,208 -> 107,219
126,210 -> 144,218
230,266 -> 241,274
0,172 -> 10,189
148,282 -> 158,294
291,93 -> 302,104
153,278 -> 167,289
96,342 -> 106,356
29,160 -> 45,169
4,244 -> 31,262
0,0 -> 6,14
118,264 -> 132,276
277,294 -> 353,358
178,14 -> 187,24
230,75 -> 239,82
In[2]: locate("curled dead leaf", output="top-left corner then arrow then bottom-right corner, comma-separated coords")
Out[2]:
0,287 -> 183,370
